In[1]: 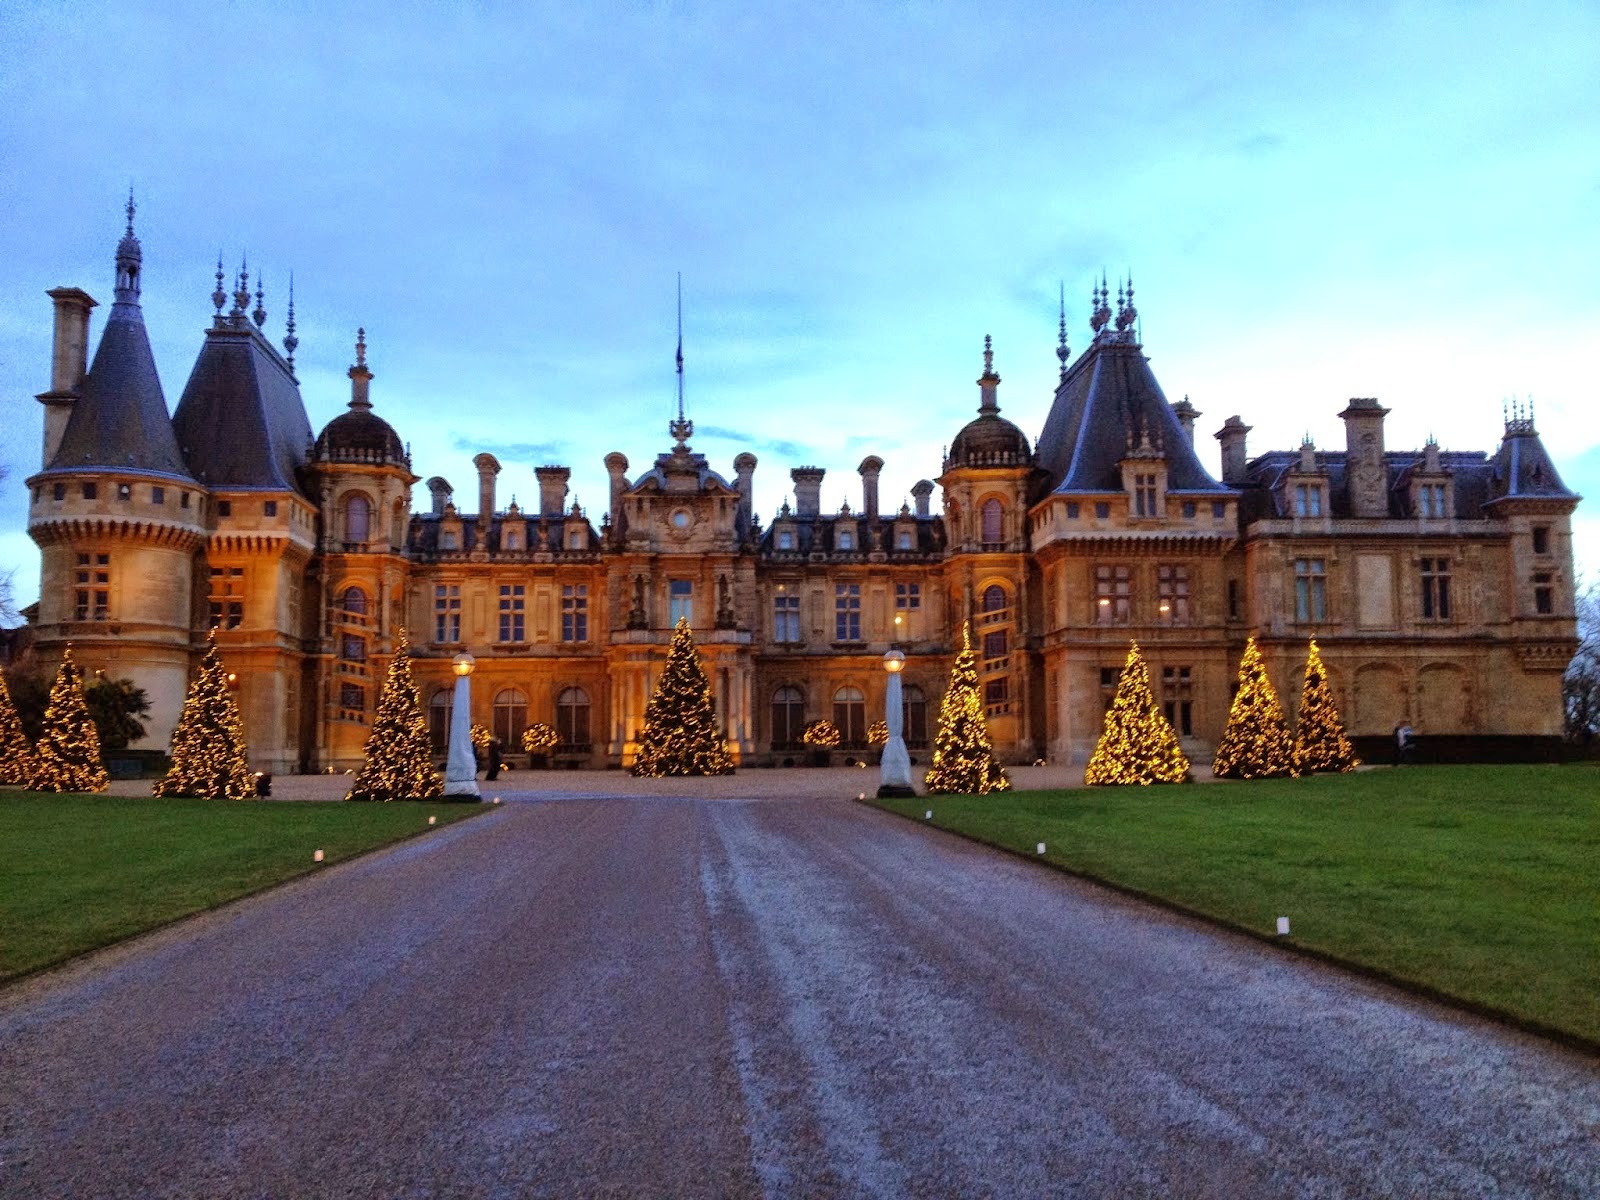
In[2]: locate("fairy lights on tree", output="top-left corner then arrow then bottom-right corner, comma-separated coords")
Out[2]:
1084,641 -> 1191,785
925,622 -> 1010,795
1212,636 -> 1299,779
153,636 -> 253,799
1292,639 -> 1360,773
0,669 -> 37,786
347,630 -> 442,802
31,647 -> 109,794
631,617 -> 733,777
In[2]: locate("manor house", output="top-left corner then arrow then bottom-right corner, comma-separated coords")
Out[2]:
24,209 -> 1581,771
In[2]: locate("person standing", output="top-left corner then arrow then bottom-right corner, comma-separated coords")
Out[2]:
486,738 -> 502,781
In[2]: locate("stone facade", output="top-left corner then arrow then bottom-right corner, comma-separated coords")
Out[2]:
23,218 -> 1582,772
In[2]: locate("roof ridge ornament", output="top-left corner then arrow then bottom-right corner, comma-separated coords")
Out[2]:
283,272 -> 298,370
212,253 -> 227,318
1056,282 -> 1070,380
232,254 -> 250,319
1089,271 -> 1110,336
669,272 -> 693,448
348,327 -> 373,410
252,274 -> 267,328
113,188 -> 143,304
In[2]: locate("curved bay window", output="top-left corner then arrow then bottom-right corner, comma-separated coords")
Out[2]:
557,687 -> 591,751
833,686 -> 866,748
978,583 -> 1013,717
771,685 -> 806,750
493,687 -> 528,746
343,493 -> 371,548
902,684 -> 928,749
428,688 -> 452,752
335,585 -> 370,721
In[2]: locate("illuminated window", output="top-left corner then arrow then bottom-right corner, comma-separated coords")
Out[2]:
1157,564 -> 1191,623
1094,564 -> 1131,624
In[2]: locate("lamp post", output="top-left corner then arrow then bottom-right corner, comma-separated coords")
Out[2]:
444,652 -> 479,798
878,649 -> 915,798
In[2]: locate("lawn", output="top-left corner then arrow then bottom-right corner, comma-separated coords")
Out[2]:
874,765 -> 1600,1047
0,793 -> 489,981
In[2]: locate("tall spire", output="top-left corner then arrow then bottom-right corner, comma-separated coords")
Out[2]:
669,271 -> 692,446
231,254 -> 250,318
212,253 -> 227,318
348,327 -> 373,410
1089,270 -> 1111,335
282,272 -> 298,370
113,187 -> 142,305
1056,281 -> 1070,380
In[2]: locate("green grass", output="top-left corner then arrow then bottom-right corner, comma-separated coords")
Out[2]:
0,793 -> 489,981
874,765 -> 1600,1047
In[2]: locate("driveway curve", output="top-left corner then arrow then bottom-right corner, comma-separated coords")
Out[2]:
2,792 -> 1596,1198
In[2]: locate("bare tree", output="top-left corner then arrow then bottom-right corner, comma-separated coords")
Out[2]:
1563,578 -> 1600,746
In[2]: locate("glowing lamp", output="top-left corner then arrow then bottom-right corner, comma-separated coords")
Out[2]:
313,849 -> 324,863
882,650 -> 905,674
452,652 -> 476,677
427,815 -> 437,826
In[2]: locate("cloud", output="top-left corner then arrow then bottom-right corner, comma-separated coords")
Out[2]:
696,425 -> 809,460
449,435 -> 565,464
1235,131 -> 1286,157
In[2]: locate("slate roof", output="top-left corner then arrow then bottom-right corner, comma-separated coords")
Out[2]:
315,407 -> 407,465
172,324 -> 314,494
1488,424 -> 1578,503
1035,333 -> 1229,495
759,512 -> 946,557
947,413 -> 1032,469
44,299 -> 195,481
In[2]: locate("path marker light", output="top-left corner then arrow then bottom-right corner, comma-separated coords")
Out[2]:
313,849 -> 324,863
1277,916 -> 1291,935
427,815 -> 436,826
1037,842 -> 1046,855
925,810 -> 932,820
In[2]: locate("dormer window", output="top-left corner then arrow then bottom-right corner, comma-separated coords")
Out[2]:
1294,483 -> 1322,517
837,531 -> 854,551
1417,483 -> 1448,519
568,530 -> 582,549
440,530 -> 457,551
1133,475 -> 1157,517
777,531 -> 794,550
896,531 -> 912,550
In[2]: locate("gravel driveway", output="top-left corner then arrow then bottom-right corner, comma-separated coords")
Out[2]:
2,791 -> 1596,1198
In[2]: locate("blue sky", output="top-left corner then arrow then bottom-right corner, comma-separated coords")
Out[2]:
3,1 -> 1597,613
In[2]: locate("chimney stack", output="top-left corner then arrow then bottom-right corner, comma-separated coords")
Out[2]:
1339,397 -> 1391,518
473,453 -> 501,519
791,466 -> 825,517
733,453 -> 757,533
536,465 -> 571,518
1171,396 -> 1200,448
1215,416 -> 1252,485
39,287 -> 97,467
911,479 -> 934,518
604,453 -> 630,543
426,476 -> 452,516
857,455 -> 883,521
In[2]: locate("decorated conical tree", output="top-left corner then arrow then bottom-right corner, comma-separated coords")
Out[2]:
632,617 -> 733,776
0,669 -> 38,787
1293,639 -> 1361,773
347,631 -> 442,801
31,647 -> 109,793
925,622 -> 1010,795
1085,641 -> 1191,785
1212,637 -> 1299,779
154,637 -> 253,800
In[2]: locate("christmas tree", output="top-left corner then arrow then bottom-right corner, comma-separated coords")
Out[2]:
1084,642 -> 1191,785
1293,639 -> 1361,773
0,669 -> 38,786
1212,637 -> 1299,779
31,647 -> 110,793
153,637 -> 254,800
925,622 -> 1010,795
347,631 -> 442,801
631,617 -> 734,776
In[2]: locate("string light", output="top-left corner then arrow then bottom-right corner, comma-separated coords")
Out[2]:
925,621 -> 1010,795
30,646 -> 109,793
1084,641 -> 1191,785
153,636 -> 251,799
346,629 -> 443,801
1293,639 -> 1361,773
631,617 -> 733,777
1212,636 -> 1299,779
0,670 -> 37,786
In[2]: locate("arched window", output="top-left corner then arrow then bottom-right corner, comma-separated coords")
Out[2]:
557,686 -> 591,748
902,684 -> 928,748
344,494 -> 371,545
771,685 -> 805,750
428,689 -> 452,752
981,498 -> 1004,547
982,584 -> 1007,613
340,586 -> 368,615
833,685 -> 866,747
493,687 -> 528,746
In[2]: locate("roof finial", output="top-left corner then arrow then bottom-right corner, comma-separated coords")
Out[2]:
283,271 -> 298,369
1089,270 -> 1111,335
113,188 -> 143,304
356,326 -> 367,367
252,274 -> 267,328
348,327 -> 373,411
982,333 -> 994,376
125,187 -> 136,236
232,254 -> 250,316
212,253 -> 227,316
1124,272 -> 1137,329
669,272 -> 693,446
1056,281 -> 1070,380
